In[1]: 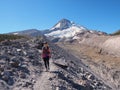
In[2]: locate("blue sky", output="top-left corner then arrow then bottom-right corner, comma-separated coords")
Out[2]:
0,0 -> 120,34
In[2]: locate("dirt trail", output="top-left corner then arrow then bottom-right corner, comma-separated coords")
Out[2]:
33,59 -> 58,90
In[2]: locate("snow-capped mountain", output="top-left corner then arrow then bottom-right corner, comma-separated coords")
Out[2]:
47,26 -> 87,38
45,19 -> 107,42
45,19 -> 88,39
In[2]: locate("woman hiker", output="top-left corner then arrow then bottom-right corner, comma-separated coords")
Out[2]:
41,42 -> 51,71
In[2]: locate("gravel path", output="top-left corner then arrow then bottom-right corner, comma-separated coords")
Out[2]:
33,60 -> 58,90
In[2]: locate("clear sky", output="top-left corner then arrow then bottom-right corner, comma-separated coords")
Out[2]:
0,0 -> 120,34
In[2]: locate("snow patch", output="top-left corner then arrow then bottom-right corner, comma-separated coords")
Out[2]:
45,26 -> 87,38
13,33 -> 18,35
73,36 -> 80,40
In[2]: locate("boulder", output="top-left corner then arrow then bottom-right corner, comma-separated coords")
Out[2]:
7,77 -> 14,85
19,71 -> 26,79
10,61 -> 19,68
87,74 -> 95,81
2,75 -> 9,81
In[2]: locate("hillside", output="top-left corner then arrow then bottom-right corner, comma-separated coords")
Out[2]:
57,35 -> 120,90
9,29 -> 42,37
112,30 -> 120,35
0,36 -> 112,90
0,34 -> 25,42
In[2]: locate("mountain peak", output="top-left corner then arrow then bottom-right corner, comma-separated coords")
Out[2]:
59,18 -> 71,23
51,18 -> 72,30
45,19 -> 88,39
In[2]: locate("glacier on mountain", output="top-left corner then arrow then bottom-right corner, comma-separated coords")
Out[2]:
45,19 -> 87,38
46,25 -> 87,38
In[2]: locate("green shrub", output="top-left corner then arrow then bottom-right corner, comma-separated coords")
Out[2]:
0,34 -> 25,42
112,30 -> 120,35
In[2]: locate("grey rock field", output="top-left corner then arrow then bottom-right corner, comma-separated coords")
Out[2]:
0,37 -> 113,90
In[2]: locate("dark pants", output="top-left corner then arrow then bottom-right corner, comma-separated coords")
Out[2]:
43,56 -> 50,70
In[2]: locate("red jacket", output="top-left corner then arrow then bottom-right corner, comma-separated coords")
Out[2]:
41,46 -> 51,58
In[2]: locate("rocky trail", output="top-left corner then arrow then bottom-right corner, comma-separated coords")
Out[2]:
33,42 -> 112,90
0,38 -> 113,90
34,60 -> 58,90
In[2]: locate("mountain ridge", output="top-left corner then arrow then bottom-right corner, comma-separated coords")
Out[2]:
44,19 -> 107,42
7,19 -> 107,39
9,29 -> 42,37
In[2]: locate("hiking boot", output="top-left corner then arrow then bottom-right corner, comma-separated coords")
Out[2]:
48,67 -> 50,71
45,68 -> 48,72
